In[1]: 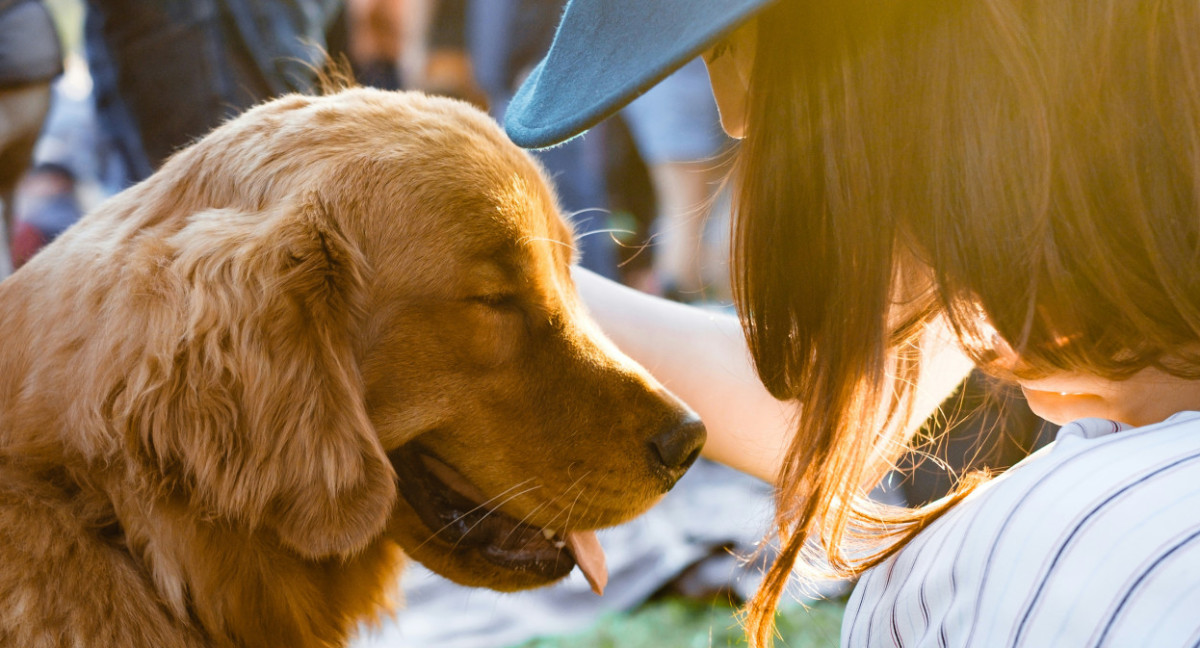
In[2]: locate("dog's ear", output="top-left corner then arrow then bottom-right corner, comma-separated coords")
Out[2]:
121,196 -> 395,559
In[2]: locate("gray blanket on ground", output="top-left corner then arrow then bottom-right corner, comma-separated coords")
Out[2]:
353,460 -> 776,648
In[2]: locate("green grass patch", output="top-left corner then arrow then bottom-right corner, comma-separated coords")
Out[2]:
514,596 -> 846,648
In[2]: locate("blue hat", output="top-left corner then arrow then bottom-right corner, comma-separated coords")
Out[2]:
504,0 -> 776,149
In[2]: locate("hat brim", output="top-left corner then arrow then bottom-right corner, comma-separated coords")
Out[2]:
504,0 -> 774,149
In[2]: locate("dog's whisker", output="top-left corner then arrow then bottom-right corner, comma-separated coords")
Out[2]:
426,481 -> 538,537
550,469 -> 594,503
573,227 -> 635,242
501,499 -> 556,548
614,232 -> 663,267
442,483 -> 549,552
563,483 -> 591,533
496,468 -> 596,550
536,470 -> 594,541
413,480 -> 541,552
563,206 -> 611,221
519,224 -> 639,255
573,487 -> 607,534
522,469 -> 592,527
538,470 -> 593,522
518,234 -> 579,254
541,492 -> 582,543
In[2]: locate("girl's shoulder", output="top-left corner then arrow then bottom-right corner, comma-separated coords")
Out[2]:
843,411 -> 1200,647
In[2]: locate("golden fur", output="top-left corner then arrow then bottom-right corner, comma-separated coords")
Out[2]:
0,88 -> 703,647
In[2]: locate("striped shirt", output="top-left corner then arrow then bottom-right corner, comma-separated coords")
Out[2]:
843,411 -> 1200,647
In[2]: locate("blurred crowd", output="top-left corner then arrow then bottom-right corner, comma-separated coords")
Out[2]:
1,0 -> 736,307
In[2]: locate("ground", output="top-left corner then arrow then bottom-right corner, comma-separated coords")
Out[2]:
515,595 -> 847,648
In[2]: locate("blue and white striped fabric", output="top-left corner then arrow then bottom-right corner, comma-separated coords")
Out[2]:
843,411 -> 1200,647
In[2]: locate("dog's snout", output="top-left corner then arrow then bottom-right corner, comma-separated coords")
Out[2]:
649,415 -> 706,475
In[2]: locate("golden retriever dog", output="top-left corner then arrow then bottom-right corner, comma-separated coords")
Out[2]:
0,87 -> 705,647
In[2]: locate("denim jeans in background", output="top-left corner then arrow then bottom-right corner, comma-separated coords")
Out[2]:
466,0 -> 619,280
84,0 -> 341,185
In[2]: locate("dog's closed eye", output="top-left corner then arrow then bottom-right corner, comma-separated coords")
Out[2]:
470,293 -> 520,310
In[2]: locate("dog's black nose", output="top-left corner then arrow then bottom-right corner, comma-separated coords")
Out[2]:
649,414 -> 706,473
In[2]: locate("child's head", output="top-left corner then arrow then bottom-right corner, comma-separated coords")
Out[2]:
734,0 -> 1200,643
738,0 -> 1200,405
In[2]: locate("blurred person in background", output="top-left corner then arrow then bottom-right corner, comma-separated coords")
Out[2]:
621,58 -> 732,303
0,0 -> 62,276
82,0 -> 344,185
463,0 -> 619,280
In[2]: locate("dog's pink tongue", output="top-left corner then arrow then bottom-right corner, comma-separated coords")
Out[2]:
565,530 -> 607,596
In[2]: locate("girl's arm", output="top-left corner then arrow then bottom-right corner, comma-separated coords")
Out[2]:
572,267 -> 974,484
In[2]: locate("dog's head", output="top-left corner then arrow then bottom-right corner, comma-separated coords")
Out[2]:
91,88 -> 703,593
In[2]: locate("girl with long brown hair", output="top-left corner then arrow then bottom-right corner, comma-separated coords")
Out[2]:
506,0 -> 1200,645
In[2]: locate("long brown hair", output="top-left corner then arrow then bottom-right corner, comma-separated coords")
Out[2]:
731,0 -> 1200,644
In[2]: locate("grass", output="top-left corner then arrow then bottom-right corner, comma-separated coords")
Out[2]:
514,595 -> 846,648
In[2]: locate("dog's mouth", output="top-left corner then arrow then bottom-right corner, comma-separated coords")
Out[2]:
389,445 -> 608,595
